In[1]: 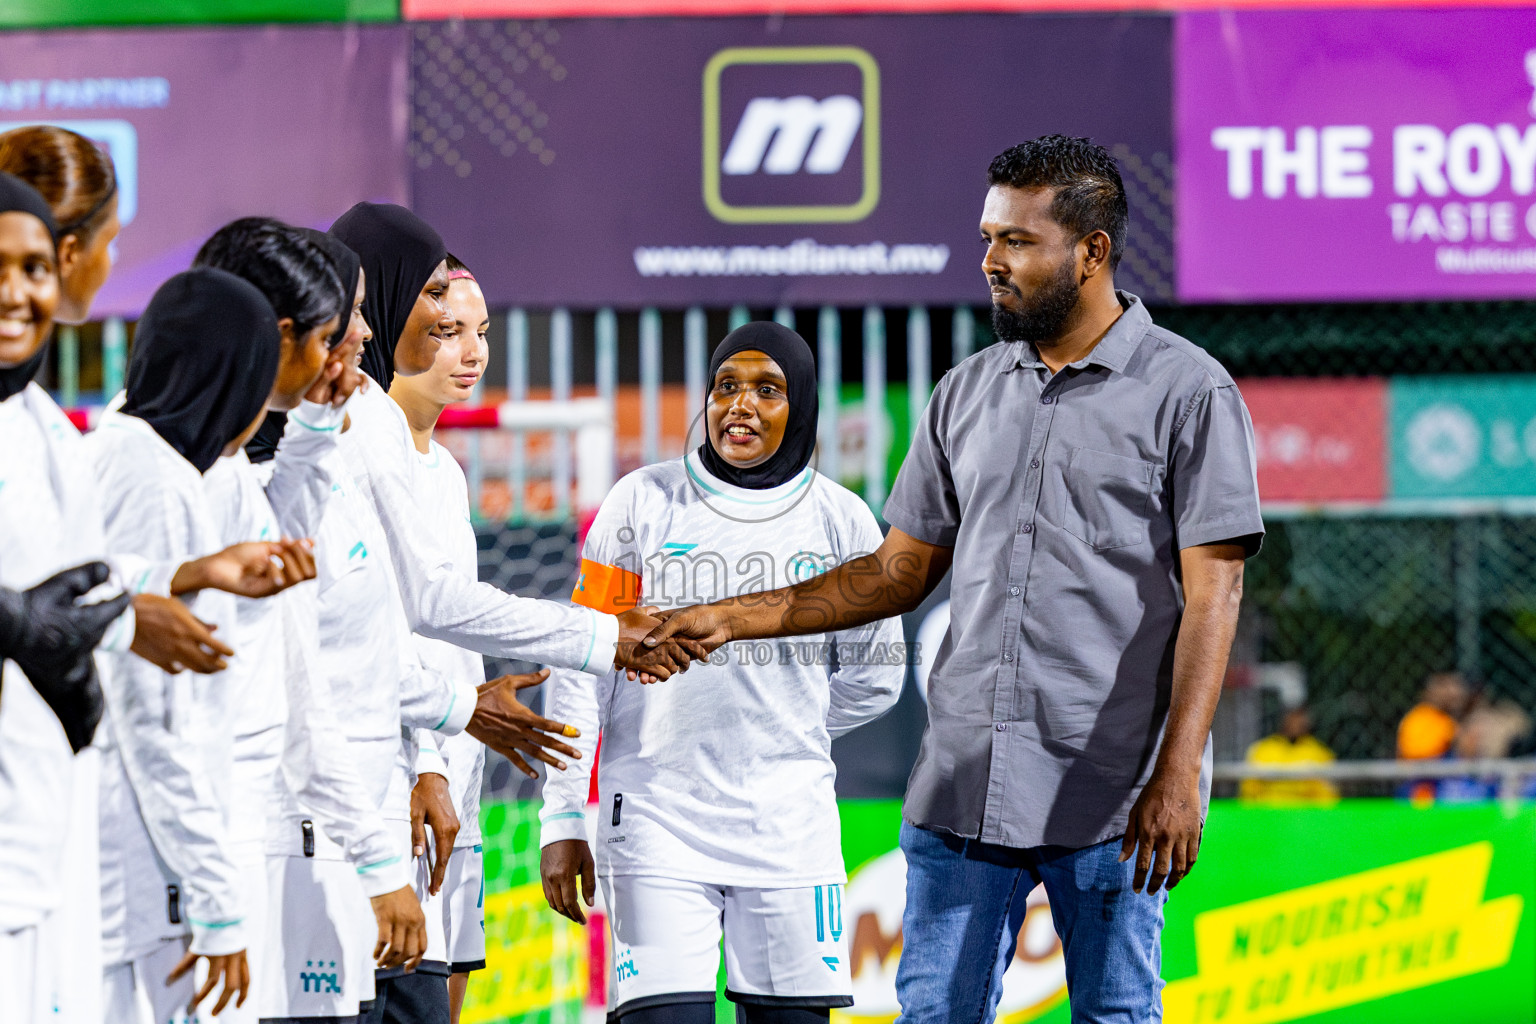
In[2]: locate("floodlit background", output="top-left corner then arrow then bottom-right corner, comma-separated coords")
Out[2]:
20,1 -> 1536,1020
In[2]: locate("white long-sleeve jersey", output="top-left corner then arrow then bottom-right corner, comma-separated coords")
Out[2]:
409,440 -> 487,847
204,424 -> 404,898
0,385 -> 143,935
297,445 -> 477,846
538,452 -> 905,887
340,378 -> 618,675
85,410 -> 248,958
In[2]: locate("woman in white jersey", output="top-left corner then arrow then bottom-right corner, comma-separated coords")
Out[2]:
191,218 -> 433,1024
328,202 -> 603,1024
385,255 -> 492,1021
88,268 -> 298,1022
539,322 -> 905,1023
0,174 -> 260,1024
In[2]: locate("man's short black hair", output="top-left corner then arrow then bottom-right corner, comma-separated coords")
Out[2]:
987,135 -> 1128,271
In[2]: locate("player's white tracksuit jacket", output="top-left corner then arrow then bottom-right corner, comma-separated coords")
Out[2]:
86,410 -> 248,960
203,409 -> 404,898
341,377 -> 620,676
409,440 -> 486,850
300,444 -> 478,841
0,386 -> 151,1024
539,452 -> 905,887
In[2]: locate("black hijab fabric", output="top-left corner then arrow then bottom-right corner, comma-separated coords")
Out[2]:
697,321 -> 819,490
328,202 -> 445,391
121,268 -> 281,474
0,172 -> 59,402
245,229 -> 361,463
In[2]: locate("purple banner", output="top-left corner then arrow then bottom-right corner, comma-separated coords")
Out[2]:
410,15 -> 1172,309
0,25 -> 408,318
1178,9 -> 1536,303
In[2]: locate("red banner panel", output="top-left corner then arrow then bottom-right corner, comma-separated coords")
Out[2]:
1239,378 -> 1387,504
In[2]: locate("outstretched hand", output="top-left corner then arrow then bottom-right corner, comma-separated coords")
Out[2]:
614,606 -> 713,682
465,669 -> 583,779
174,539 -> 317,600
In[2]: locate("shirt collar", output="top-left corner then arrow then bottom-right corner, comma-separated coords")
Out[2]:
1004,291 -> 1150,375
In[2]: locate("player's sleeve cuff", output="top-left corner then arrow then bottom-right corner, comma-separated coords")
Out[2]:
539,811 -> 588,847
189,917 -> 248,958
355,855 -> 413,899
433,679 -> 480,735
415,740 -> 449,781
583,611 -> 619,675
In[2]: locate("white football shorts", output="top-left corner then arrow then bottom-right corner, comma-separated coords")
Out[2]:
442,844 -> 486,973
599,874 -> 853,1016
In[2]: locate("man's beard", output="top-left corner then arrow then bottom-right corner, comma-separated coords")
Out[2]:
989,257 -> 1080,345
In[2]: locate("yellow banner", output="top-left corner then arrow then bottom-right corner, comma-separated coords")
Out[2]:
462,882 -> 587,1023
1164,842 -> 1522,1024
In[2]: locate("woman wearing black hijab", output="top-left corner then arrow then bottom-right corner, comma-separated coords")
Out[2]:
330,203 -> 694,1024
538,322 -> 904,1024
244,226 -> 367,464
86,268 -> 287,1024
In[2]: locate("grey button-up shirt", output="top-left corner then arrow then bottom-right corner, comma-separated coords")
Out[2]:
883,293 -> 1263,850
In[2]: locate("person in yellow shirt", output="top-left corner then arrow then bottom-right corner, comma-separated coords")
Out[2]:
1241,706 -> 1338,803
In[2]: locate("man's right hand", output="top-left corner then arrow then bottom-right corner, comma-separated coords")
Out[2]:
540,839 -> 596,924
130,594 -> 234,674
167,948 -> 249,1017
370,884 -> 427,972
465,669 -> 583,779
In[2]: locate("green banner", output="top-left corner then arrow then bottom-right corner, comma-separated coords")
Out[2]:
469,799 -> 1534,1022
1390,375 -> 1536,499
0,0 -> 396,28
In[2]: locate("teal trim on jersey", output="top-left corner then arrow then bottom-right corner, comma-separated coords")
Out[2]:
472,843 -> 483,852
660,541 -> 698,555
188,916 -> 245,928
289,414 -> 338,432
544,812 -> 585,823
357,855 -> 404,875
432,689 -> 458,731
348,540 -> 367,561
578,607 -> 600,673
685,458 -> 813,505
815,886 -> 825,942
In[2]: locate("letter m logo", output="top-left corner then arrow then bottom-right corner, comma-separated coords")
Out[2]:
703,47 -> 880,225
722,96 -> 863,175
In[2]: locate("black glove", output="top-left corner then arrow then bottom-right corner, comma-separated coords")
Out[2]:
0,561 -> 131,753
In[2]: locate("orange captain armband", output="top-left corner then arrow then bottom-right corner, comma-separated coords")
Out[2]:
572,558 -> 642,613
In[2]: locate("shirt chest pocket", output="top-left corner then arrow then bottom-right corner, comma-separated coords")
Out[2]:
1054,447 -> 1154,552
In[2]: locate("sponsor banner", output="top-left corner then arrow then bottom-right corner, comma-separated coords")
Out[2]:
1239,378 -> 1388,504
1177,9 -> 1536,302
473,799 -> 1534,1021
0,26 -> 408,318
1,0 -> 396,29
405,0 -> 1536,22
1390,376 -> 1536,500
1161,802 -> 1534,1024
409,15 -> 1172,308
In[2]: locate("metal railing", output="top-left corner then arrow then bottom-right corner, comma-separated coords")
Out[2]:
1212,758 -> 1536,800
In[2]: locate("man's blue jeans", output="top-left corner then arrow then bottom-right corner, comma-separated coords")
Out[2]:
895,822 -> 1168,1024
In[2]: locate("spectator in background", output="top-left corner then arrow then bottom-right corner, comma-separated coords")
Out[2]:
1398,672 -> 1471,760
1398,671 -> 1471,801
1240,706 -> 1338,803
1438,700 -> 1533,802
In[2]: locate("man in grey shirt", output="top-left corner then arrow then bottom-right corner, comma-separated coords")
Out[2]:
643,135 -> 1263,1022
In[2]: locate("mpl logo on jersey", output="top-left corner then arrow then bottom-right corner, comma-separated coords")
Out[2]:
703,46 -> 880,224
